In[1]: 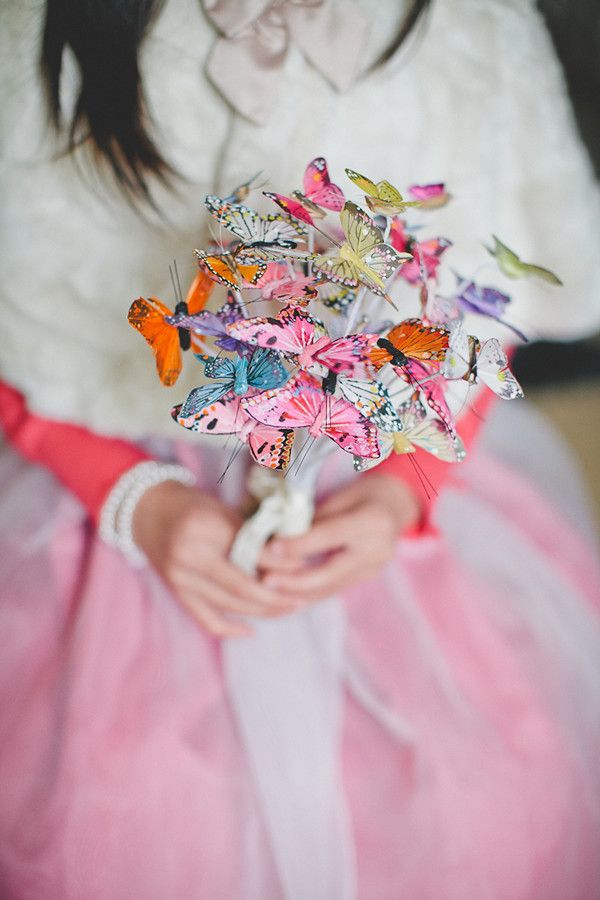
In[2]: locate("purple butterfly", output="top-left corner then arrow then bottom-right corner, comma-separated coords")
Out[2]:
166,289 -> 252,356
453,276 -> 528,342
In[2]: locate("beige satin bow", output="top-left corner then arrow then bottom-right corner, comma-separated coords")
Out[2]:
202,0 -> 368,124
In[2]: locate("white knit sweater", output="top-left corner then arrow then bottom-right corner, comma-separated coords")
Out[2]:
1,0 -> 599,437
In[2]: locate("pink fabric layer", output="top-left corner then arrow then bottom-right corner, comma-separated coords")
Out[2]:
0,439 -> 599,899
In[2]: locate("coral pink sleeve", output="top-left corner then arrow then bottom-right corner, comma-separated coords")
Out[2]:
370,388 -> 497,536
0,381 -> 150,525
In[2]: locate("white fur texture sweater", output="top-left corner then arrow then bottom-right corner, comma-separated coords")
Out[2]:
1,0 -> 599,438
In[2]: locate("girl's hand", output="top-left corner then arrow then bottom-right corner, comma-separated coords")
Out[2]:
258,474 -> 421,603
133,481 -> 301,637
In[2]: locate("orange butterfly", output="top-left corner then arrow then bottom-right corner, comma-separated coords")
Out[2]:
128,266 -> 214,386
195,248 -> 266,288
370,318 -> 449,370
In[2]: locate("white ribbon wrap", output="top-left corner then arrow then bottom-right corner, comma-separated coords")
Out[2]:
225,464 -> 356,900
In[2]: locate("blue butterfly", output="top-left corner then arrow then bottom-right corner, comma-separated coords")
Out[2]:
179,347 -> 289,418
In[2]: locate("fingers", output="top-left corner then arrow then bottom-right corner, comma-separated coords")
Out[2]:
260,515 -> 355,568
178,590 -> 253,638
263,550 -> 361,601
174,567 -> 299,619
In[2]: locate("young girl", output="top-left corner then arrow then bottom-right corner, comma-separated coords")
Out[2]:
1,1 -> 600,897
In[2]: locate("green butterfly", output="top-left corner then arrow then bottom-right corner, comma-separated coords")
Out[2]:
486,235 -> 562,286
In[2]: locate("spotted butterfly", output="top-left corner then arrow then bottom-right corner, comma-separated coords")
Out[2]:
205,195 -> 308,261
443,322 -> 523,400
388,218 -> 452,285
227,304 -> 378,379
264,157 -> 345,226
392,358 -> 457,439
242,371 -> 380,459
354,398 -> 465,472
173,395 -> 295,470
194,248 -> 267,288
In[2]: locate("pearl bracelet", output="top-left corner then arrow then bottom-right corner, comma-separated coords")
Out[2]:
98,461 -> 195,567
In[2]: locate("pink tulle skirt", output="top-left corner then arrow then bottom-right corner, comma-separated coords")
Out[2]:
1,404 -> 599,899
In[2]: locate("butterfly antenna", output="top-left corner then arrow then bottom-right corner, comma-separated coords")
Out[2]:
173,259 -> 184,304
289,434 -> 317,478
497,318 -> 529,343
447,382 -> 487,425
169,264 -> 178,305
405,451 -> 437,501
217,442 -> 245,484
311,221 -> 341,249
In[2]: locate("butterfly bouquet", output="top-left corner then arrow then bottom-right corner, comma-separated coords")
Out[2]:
129,159 -> 561,513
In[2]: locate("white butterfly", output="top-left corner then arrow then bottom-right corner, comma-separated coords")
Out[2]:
443,321 -> 523,400
354,398 -> 465,472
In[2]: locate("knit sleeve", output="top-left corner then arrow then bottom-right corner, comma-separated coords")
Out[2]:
0,381 -> 150,525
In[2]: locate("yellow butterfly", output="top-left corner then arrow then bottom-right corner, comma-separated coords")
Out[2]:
345,168 -> 421,216
312,201 -> 411,305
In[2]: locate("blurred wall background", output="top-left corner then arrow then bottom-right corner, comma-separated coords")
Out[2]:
512,1 -> 600,522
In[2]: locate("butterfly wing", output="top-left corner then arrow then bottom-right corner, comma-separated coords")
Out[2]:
364,243 -> 408,282
194,250 -> 266,287
345,168 -> 379,197
263,191 -> 316,227
318,282 -> 358,313
246,347 -> 290,390
312,252 -> 362,288
313,333 -> 378,377
224,171 -> 262,203
205,195 -> 306,246
127,297 -> 182,386
228,306 -> 321,356
242,371 -> 323,428
185,267 -> 215,314
202,355 -> 238,380
408,183 -> 450,208
303,157 -> 345,211
398,359 -> 456,438
341,202 -> 382,258
322,397 -> 380,458
338,378 -> 403,432
179,382 -> 233,417
217,289 -> 246,325
247,424 -> 295,470
174,393 -> 245,434
476,339 -> 524,399
372,318 -> 449,369
397,417 -> 463,461
520,262 -> 563,286
442,321 -> 474,380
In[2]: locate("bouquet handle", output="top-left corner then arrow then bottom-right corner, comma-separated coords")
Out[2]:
223,464 -> 355,900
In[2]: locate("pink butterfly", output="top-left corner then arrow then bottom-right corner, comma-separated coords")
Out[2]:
227,304 -> 378,378
389,219 -> 452,284
395,359 -> 457,439
242,371 -> 380,459
172,394 -> 295,470
264,157 -> 345,227
254,266 -> 320,304
408,183 -> 451,209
